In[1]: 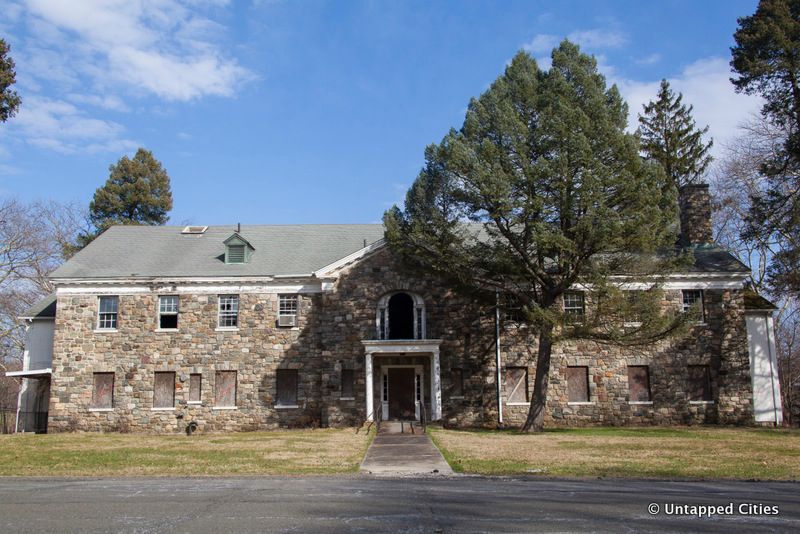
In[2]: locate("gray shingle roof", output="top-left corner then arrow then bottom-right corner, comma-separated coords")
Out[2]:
21,294 -> 56,319
48,224 -> 750,281
50,225 -> 386,279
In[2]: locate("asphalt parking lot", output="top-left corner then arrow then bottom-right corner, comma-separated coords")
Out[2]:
0,475 -> 798,533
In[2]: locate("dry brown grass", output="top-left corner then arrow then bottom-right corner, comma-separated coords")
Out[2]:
429,426 -> 800,479
0,428 -> 373,476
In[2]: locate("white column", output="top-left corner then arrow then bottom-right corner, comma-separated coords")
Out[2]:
365,350 -> 374,421
431,349 -> 441,420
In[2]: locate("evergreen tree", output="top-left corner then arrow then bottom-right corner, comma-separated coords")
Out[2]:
78,148 -> 173,247
637,79 -> 713,189
731,0 -> 800,297
385,43 -> 689,432
0,38 -> 21,123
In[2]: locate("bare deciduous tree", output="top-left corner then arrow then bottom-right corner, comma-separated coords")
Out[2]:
0,199 -> 86,426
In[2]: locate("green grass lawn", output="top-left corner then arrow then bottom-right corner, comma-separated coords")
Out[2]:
0,427 -> 373,477
429,426 -> 800,480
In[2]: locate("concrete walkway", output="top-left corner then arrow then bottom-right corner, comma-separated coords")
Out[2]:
360,431 -> 454,476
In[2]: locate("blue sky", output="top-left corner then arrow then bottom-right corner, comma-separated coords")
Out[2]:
0,0 -> 761,225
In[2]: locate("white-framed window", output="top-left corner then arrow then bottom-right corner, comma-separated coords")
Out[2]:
623,290 -> 643,325
218,295 -> 239,328
564,291 -> 585,324
682,289 -> 705,321
278,294 -> 298,327
158,295 -> 179,329
97,296 -> 119,330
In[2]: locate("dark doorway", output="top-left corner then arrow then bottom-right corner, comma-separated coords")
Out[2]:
388,368 -> 416,420
388,293 -> 414,339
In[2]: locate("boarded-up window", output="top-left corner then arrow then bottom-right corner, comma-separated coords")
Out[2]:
688,365 -> 712,401
627,366 -> 651,402
567,366 -> 590,402
154,372 -> 175,408
276,369 -> 298,406
214,371 -> 237,407
188,374 -> 202,403
91,372 -> 114,409
451,368 -> 464,397
504,367 -> 528,404
341,369 -> 355,398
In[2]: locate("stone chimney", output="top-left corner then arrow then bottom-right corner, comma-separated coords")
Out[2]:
679,183 -> 713,246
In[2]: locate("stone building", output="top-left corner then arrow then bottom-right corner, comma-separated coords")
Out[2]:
9,185 -> 784,433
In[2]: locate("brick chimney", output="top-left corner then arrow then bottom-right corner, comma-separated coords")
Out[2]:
679,183 -> 713,246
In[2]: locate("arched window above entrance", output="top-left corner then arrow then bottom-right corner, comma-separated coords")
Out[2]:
376,291 -> 426,340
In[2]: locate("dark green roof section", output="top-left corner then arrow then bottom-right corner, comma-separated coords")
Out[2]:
743,291 -> 777,311
20,294 -> 56,319
50,224 -> 386,279
685,246 -> 751,274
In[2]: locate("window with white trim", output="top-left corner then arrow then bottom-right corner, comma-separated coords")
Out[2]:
682,289 -> 705,321
278,295 -> 298,327
158,295 -> 179,329
97,296 -> 119,330
564,291 -> 585,324
218,295 -> 239,328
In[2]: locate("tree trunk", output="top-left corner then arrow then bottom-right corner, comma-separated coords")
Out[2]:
522,322 -> 554,432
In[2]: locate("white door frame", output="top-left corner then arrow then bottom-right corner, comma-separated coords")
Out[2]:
381,364 -> 423,421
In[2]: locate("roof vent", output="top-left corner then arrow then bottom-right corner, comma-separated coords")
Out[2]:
182,226 -> 208,234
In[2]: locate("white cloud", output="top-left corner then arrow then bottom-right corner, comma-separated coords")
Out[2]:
12,96 -> 138,154
22,0 -> 254,102
567,29 -> 626,50
66,93 -> 130,112
634,53 -> 662,65
615,57 -> 763,158
523,34 -> 559,55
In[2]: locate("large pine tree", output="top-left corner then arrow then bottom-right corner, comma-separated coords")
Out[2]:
0,38 -> 21,123
731,0 -> 800,298
77,148 -> 173,248
385,43 -> 689,432
637,79 -> 713,189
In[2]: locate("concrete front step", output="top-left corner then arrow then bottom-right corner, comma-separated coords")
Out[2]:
379,420 -> 421,434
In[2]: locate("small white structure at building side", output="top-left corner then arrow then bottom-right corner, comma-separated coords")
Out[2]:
744,293 -> 783,424
6,294 -> 55,433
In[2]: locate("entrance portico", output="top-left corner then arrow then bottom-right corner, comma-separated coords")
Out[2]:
362,340 -> 443,422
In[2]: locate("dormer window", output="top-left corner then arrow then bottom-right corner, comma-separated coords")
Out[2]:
223,233 -> 254,264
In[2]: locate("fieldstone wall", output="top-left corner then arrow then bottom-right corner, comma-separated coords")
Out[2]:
48,247 -> 753,432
